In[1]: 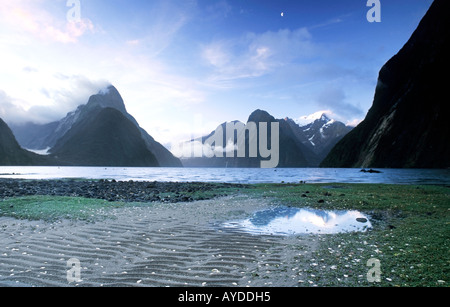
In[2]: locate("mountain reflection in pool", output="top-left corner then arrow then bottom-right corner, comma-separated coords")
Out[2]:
222,206 -> 372,236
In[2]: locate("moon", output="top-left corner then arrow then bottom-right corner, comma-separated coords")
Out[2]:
281,12 -> 284,17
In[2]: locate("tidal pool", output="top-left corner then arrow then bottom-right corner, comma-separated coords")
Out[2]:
222,206 -> 372,236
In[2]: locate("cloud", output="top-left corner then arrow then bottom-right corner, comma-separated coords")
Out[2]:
23,66 -> 39,73
0,0 -> 95,44
346,118 -> 363,127
201,28 -> 316,86
0,76 -> 110,125
0,1 -> 207,131
308,14 -> 349,30
202,42 -> 231,68
314,87 -> 364,119
171,139 -> 238,159
0,90 -> 29,124
123,0 -> 192,57
205,0 -> 233,20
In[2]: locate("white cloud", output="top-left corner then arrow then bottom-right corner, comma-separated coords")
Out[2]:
0,76 -> 110,124
122,0 -> 192,57
0,0 -> 95,44
202,42 -> 231,68
346,118 -> 363,127
171,139 -> 238,159
0,0 -> 209,130
296,110 -> 334,126
201,28 -> 316,85
314,87 -> 365,119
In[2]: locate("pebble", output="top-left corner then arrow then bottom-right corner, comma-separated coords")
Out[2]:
0,179 -> 246,203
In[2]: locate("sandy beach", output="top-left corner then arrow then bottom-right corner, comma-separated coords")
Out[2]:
0,195 -> 318,287
2,180 -> 448,288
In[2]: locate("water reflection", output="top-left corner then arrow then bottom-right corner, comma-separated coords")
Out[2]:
222,206 -> 372,236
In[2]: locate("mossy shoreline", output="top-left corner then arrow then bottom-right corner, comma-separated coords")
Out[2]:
0,179 -> 448,287
247,183 -> 449,287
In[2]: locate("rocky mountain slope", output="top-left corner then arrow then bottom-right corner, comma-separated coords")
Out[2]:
321,0 -> 450,168
50,108 -> 159,167
0,118 -> 54,166
287,114 -> 353,163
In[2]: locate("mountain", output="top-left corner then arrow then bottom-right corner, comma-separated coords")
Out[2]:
321,0 -> 450,168
0,118 -> 54,166
249,109 -> 317,167
10,121 -> 58,152
181,110 -> 352,168
50,108 -> 159,167
295,111 -> 330,127
11,85 -> 182,167
287,114 -> 353,162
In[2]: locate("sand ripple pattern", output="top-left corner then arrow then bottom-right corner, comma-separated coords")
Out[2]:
0,198 -> 307,287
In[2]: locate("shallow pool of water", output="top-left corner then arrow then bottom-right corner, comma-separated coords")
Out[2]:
221,206 -> 372,236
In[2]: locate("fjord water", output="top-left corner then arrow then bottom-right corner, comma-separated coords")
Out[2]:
0,166 -> 449,185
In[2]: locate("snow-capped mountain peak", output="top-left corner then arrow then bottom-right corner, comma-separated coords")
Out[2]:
295,111 -> 331,127
286,111 -> 353,158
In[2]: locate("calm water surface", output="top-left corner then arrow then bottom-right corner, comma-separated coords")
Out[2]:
0,166 -> 448,185
221,206 -> 372,236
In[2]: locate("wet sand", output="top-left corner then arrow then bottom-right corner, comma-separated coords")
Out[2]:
0,195 -> 317,287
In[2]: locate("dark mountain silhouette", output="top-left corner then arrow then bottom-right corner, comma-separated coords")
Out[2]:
0,118 -> 54,166
249,109 -> 316,167
11,85 -> 182,167
321,0 -> 450,168
50,108 -> 159,167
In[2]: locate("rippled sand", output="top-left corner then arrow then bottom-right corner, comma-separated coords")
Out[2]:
0,196 -> 318,287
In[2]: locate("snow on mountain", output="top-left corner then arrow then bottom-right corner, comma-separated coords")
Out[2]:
286,111 -> 353,162
295,111 -> 333,127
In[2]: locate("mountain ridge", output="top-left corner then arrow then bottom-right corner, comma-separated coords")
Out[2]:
10,85 -> 182,167
50,107 -> 160,167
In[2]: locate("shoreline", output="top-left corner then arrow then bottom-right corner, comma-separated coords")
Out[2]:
0,177 -> 448,203
1,167 -> 449,186
0,178 -> 246,204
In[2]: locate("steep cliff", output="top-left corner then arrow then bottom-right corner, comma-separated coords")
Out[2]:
321,0 -> 450,168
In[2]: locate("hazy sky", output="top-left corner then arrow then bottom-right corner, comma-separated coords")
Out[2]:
0,0 -> 433,149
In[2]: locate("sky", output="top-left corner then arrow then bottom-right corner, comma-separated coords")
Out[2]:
0,0 -> 434,152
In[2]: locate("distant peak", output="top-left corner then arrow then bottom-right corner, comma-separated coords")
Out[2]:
88,85 -> 127,113
98,85 -> 114,95
320,113 -> 331,122
248,109 -> 276,123
296,111 -> 332,127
